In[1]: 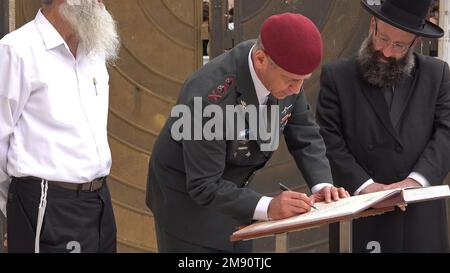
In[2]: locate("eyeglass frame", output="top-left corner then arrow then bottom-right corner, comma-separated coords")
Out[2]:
373,18 -> 417,54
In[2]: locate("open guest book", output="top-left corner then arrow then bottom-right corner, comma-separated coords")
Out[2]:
230,185 -> 450,242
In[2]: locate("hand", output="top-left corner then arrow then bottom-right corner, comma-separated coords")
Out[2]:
268,191 -> 314,220
360,182 -> 390,195
386,178 -> 421,212
311,186 -> 350,203
386,178 -> 422,190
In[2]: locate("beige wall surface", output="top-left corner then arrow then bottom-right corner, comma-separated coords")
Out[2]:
13,0 -> 202,253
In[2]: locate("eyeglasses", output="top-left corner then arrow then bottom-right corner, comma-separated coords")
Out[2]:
373,19 -> 416,54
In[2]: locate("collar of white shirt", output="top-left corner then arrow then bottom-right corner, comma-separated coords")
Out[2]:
248,45 -> 271,105
34,9 -> 66,51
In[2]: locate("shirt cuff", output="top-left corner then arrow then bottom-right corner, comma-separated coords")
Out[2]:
253,196 -> 273,221
354,179 -> 375,196
408,172 -> 430,187
311,183 -> 333,194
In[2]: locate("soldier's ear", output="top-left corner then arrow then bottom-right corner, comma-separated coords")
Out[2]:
252,49 -> 268,70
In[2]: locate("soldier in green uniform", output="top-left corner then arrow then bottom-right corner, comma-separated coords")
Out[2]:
146,13 -> 349,253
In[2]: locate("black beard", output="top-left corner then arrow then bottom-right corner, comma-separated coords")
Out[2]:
357,36 -> 415,88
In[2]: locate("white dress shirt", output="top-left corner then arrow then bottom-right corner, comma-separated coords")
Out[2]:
247,46 -> 332,221
0,10 -> 112,216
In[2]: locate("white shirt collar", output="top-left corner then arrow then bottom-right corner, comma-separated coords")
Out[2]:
248,45 -> 271,105
34,9 -> 66,51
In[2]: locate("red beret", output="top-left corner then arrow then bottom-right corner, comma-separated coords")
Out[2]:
261,13 -> 323,75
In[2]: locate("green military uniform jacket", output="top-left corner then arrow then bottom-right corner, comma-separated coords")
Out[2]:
147,40 -> 332,251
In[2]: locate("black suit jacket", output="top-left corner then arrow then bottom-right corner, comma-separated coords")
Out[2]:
317,54 -> 450,252
147,40 -> 332,251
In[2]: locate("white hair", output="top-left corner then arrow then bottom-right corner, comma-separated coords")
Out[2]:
59,0 -> 120,63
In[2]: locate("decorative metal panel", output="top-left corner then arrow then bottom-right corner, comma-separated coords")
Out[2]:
14,0 -> 202,253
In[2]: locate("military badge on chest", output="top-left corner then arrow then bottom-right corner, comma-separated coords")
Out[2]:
234,141 -> 252,159
227,127 -> 257,163
280,105 -> 293,131
281,105 -> 293,115
208,76 -> 236,103
235,128 -> 252,158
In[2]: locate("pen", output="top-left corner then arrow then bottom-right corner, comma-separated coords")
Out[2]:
93,77 -> 98,96
279,183 -> 318,210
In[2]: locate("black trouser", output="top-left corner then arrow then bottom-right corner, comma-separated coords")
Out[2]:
151,180 -> 252,253
154,221 -> 252,253
7,178 -> 117,253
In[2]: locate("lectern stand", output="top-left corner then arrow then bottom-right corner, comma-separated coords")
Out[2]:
232,207 -> 395,253
231,186 -> 450,253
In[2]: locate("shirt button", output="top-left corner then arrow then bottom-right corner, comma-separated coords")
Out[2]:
367,144 -> 374,151
395,145 -> 403,153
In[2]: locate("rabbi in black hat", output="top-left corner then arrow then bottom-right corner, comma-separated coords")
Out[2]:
317,0 -> 450,252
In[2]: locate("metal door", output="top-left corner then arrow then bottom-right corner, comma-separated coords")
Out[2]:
13,0 -> 202,253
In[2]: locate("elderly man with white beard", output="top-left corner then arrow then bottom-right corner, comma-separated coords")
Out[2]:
0,0 -> 120,253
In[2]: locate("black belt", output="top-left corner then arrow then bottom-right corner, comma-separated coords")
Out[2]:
14,176 -> 106,192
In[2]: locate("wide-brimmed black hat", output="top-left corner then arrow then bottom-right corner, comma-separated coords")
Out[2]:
361,0 -> 444,38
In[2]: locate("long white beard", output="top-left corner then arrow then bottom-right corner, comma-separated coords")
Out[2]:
59,0 -> 120,62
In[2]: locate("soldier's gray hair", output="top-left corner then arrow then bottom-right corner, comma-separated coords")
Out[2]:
254,35 -> 265,51
253,35 -> 277,68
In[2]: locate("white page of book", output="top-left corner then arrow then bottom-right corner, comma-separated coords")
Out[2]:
233,189 -> 400,237
402,185 -> 450,204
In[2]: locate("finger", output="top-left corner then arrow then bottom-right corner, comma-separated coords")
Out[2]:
330,187 -> 339,201
295,207 -> 309,214
338,187 -> 348,198
287,201 -> 311,215
310,191 -> 324,203
324,187 -> 332,203
276,202 -> 308,218
288,198 -> 313,212
290,192 -> 312,203
397,204 -> 407,212
345,191 -> 350,198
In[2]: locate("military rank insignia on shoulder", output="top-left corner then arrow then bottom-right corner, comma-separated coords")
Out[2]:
207,76 -> 236,103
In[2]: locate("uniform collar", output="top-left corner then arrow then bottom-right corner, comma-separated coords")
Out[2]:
34,9 -> 67,51
248,45 -> 271,105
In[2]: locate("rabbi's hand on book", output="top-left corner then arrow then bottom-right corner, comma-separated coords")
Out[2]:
387,178 -> 422,190
360,183 -> 390,195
